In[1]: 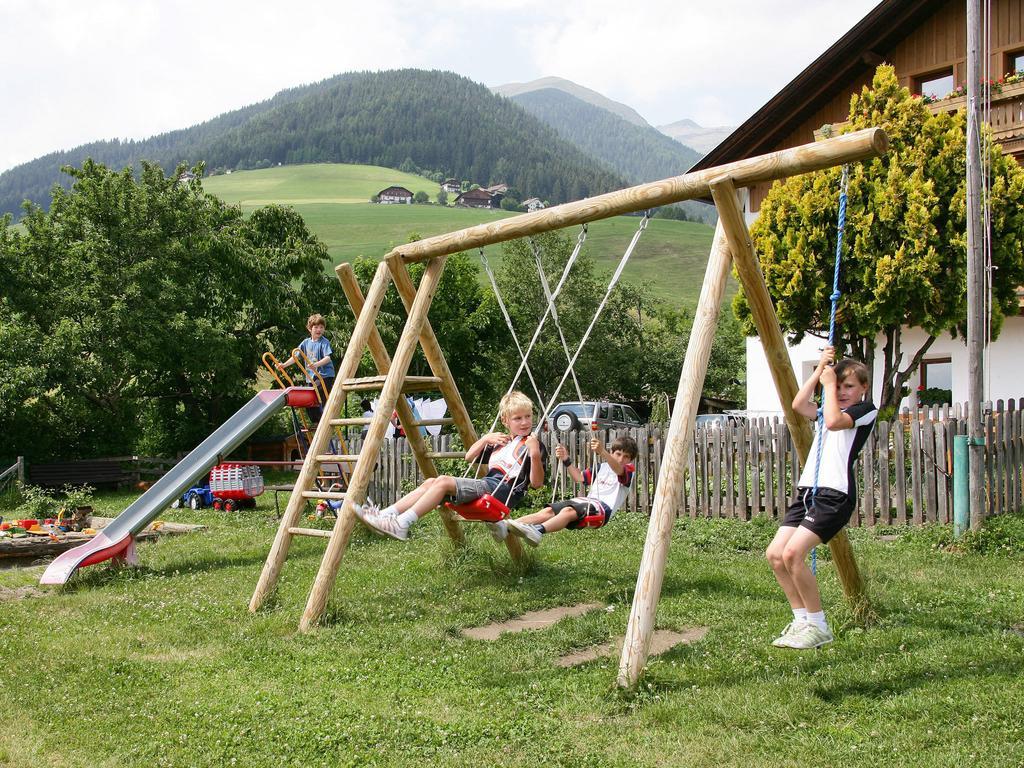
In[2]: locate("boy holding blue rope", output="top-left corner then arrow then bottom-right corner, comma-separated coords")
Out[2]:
765,346 -> 876,650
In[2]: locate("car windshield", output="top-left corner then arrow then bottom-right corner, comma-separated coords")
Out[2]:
559,403 -> 595,417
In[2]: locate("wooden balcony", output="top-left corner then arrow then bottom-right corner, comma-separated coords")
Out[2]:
814,80 -> 1024,160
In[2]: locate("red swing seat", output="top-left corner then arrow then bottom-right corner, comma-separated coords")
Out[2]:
445,494 -> 510,523
575,508 -> 607,529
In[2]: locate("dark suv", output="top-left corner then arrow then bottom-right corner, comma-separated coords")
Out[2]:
549,401 -> 644,432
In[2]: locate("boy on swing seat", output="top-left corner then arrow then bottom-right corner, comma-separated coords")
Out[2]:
766,346 -> 876,650
355,391 -> 546,541
505,435 -> 638,546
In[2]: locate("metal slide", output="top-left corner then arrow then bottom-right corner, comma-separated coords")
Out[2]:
40,387 -> 317,585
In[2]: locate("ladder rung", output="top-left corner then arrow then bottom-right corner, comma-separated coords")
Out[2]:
428,451 -> 467,460
301,490 -> 347,500
340,375 -> 443,392
315,454 -> 361,463
288,526 -> 333,539
329,416 -> 454,427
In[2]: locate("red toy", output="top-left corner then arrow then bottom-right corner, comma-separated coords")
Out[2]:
208,464 -> 263,511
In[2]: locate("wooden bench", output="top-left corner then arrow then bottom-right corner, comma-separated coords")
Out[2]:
28,460 -> 132,490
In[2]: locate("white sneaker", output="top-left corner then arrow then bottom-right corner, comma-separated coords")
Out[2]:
356,509 -> 409,542
355,500 -> 381,517
771,621 -> 803,647
781,623 -> 834,649
507,519 -> 542,547
486,520 -> 508,543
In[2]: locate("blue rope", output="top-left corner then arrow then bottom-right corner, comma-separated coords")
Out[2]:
810,165 -> 849,576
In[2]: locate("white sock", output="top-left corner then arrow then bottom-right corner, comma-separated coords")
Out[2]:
380,505 -> 398,517
792,608 -> 808,623
396,510 -> 419,529
806,610 -> 828,631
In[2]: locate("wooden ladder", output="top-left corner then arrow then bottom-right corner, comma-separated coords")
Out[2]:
249,255 -> 522,631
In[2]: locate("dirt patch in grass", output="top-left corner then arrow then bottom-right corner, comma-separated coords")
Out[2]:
462,602 -> 603,640
556,626 -> 709,668
0,585 -> 49,602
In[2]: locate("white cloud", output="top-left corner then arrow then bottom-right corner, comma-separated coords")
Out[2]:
0,0 -> 879,173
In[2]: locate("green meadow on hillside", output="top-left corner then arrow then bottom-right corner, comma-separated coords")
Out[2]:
204,164 -> 724,308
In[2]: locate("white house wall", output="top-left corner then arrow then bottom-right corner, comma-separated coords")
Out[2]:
745,314 -> 1024,414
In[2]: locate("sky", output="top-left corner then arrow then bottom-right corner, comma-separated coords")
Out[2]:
1,0 -> 881,174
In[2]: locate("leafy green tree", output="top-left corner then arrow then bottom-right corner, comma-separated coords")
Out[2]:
0,160 -> 335,460
436,190 -> 448,206
743,65 -> 1024,412
413,190 -> 429,204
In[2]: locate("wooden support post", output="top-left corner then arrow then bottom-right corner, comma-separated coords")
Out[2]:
387,257 -> 524,561
336,262 -> 464,547
710,176 -> 869,620
617,220 -> 732,689
249,260 -> 394,613
298,256 -> 449,631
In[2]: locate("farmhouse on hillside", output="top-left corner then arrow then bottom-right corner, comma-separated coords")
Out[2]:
441,178 -> 462,194
690,0 -> 1024,413
454,188 -> 500,209
377,186 -> 414,204
523,197 -> 545,212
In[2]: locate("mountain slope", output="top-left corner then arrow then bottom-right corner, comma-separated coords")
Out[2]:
656,119 -> 735,154
493,76 -> 650,127
507,88 -> 714,223
0,70 -> 625,217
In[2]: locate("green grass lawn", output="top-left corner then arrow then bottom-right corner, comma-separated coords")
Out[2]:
203,165 -> 724,308
2,487 -> 1022,767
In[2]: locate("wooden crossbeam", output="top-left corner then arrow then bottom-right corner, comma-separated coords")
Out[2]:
341,375 -> 443,392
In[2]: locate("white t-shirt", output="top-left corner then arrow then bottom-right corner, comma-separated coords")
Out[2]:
581,461 -> 636,514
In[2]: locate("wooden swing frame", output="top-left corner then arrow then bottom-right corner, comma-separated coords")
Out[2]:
247,127 -> 888,688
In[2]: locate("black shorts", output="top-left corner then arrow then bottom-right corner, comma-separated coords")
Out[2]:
781,487 -> 853,543
551,498 -> 612,529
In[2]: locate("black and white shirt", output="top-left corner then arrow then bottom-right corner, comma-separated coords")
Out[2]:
797,400 -> 877,495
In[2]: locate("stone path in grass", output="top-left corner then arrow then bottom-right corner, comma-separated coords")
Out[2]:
462,602 -> 603,640
462,602 -> 708,668
556,627 -> 709,668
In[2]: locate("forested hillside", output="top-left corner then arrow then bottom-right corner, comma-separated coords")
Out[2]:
508,88 -> 714,223
0,70 -> 625,217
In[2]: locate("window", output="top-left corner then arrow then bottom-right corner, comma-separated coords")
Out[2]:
915,70 -> 955,100
920,357 -> 952,390
623,406 -> 643,425
1009,50 -> 1024,74
918,357 -> 953,406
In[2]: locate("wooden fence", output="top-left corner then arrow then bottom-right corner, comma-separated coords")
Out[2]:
350,399 -> 1024,525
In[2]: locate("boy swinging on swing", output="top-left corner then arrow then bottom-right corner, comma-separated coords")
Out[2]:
505,435 -> 638,546
355,391 -> 546,541
766,346 -> 876,650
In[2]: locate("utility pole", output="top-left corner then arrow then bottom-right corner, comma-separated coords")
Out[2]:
966,0 -> 987,528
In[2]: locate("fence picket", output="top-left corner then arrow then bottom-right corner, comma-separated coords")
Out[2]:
750,421 -> 762,517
